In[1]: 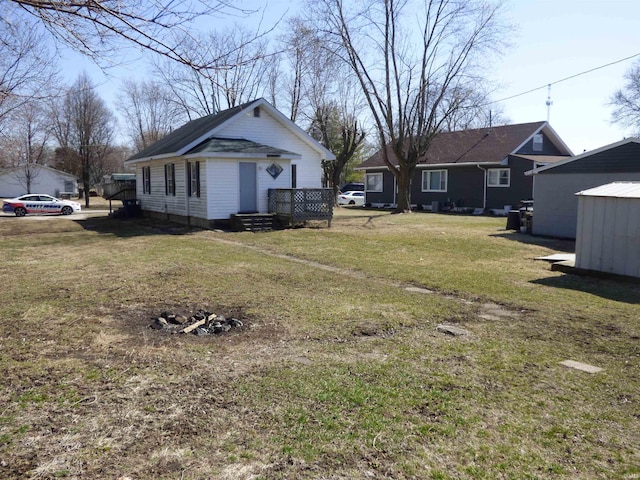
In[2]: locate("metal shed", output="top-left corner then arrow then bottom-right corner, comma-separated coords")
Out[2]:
575,182 -> 640,278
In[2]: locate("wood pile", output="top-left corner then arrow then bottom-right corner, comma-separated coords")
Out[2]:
149,310 -> 243,335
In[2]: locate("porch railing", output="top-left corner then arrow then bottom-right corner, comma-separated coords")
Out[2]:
268,188 -> 333,227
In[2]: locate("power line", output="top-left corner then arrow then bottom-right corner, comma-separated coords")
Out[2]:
489,51 -> 640,106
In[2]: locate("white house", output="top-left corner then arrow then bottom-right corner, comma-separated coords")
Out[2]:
0,164 -> 78,199
124,98 -> 335,228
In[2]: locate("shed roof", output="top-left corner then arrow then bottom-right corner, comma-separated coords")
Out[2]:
576,181 -> 640,198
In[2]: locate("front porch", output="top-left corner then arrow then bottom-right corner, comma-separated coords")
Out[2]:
268,188 -> 334,228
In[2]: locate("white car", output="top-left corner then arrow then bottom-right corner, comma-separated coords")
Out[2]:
2,194 -> 82,217
338,191 -> 365,206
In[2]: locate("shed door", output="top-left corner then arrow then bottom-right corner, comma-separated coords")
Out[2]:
239,162 -> 257,213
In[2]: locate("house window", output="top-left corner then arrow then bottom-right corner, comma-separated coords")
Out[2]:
533,134 -> 543,152
487,168 -> 510,187
142,166 -> 151,194
188,161 -> 200,197
291,164 -> 297,188
164,163 -> 175,196
366,173 -> 383,192
253,106 -> 260,117
422,170 -> 447,192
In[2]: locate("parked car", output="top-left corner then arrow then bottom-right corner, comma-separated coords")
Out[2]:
2,194 -> 82,217
338,191 -> 365,206
339,182 -> 364,194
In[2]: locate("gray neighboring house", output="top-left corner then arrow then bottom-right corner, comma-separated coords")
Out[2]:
526,138 -> 640,239
357,121 -> 572,212
0,164 -> 78,198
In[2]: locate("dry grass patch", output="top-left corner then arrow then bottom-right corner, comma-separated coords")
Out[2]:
0,213 -> 638,479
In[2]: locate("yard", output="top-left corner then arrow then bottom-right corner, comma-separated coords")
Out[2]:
0,208 -> 638,479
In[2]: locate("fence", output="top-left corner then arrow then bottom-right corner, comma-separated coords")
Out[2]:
268,188 -> 333,227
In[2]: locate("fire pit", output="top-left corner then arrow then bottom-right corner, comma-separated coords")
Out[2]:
149,310 -> 244,336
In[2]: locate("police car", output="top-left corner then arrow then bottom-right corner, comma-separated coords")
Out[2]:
2,194 -> 82,217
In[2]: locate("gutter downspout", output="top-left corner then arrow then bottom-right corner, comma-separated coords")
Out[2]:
476,164 -> 487,211
185,159 -> 191,227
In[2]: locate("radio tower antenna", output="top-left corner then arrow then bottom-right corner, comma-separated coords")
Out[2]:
546,84 -> 553,122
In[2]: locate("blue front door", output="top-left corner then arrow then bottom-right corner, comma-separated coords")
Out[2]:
239,162 -> 257,213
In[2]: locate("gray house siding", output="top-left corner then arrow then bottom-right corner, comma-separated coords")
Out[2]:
532,172 -> 640,238
365,169 -> 396,205
542,142 -> 640,174
516,132 -> 566,156
413,166 -> 484,209
485,156 -> 534,209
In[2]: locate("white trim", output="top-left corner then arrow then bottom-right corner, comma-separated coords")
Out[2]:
422,169 -> 448,192
365,172 -> 383,192
487,168 -> 510,187
525,137 -> 640,176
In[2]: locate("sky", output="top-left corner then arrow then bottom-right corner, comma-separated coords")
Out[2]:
60,0 -> 640,155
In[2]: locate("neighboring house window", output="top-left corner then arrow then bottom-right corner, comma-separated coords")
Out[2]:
188,161 -> 200,197
487,168 -> 510,187
366,173 -> 383,192
164,163 -> 175,196
533,133 -> 543,151
422,170 -> 447,192
142,166 -> 151,194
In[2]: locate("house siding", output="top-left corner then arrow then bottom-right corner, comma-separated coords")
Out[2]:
532,172 -> 640,238
206,158 -> 291,219
216,108 -> 322,188
0,166 -> 77,198
515,131 -> 565,156
541,142 -> 640,174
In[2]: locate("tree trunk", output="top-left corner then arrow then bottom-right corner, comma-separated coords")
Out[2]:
394,166 -> 413,213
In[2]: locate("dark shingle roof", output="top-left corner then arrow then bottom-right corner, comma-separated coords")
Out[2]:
127,100 -> 256,161
186,138 -> 299,157
359,122 -> 547,168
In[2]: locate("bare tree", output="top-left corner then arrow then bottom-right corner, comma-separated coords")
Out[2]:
311,103 -> 366,201
439,86 -> 511,131
315,0 -> 507,212
116,79 -> 184,152
0,14 -> 59,127
51,73 -> 116,207
611,60 -> 640,136
5,1 -> 258,70
154,25 -> 279,119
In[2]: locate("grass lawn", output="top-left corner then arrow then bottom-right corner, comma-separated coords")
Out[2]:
0,208 -> 638,479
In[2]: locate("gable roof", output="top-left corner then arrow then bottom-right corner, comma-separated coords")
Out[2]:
358,121 -> 572,169
526,137 -> 640,175
186,137 -> 300,158
126,98 -> 335,163
0,164 -> 77,180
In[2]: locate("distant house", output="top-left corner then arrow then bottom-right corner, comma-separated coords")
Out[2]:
124,98 -> 335,228
0,164 -> 78,199
526,138 -> 640,238
357,121 -> 572,212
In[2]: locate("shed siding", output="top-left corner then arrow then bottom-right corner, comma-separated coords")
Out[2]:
217,108 -> 322,188
576,196 -> 640,277
532,172 -> 640,238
